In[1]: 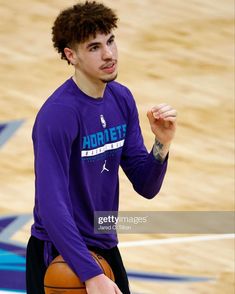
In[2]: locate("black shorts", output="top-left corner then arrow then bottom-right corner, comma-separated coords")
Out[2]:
26,235 -> 130,294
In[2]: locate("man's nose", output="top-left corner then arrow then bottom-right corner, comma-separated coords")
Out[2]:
102,46 -> 113,59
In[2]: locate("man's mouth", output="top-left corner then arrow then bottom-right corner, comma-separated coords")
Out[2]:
100,61 -> 117,73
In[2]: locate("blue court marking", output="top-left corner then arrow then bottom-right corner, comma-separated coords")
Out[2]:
0,248 -> 25,272
0,214 -> 32,247
0,243 -> 26,292
0,217 -> 17,234
0,124 -> 7,133
0,120 -> 24,148
0,291 -> 26,294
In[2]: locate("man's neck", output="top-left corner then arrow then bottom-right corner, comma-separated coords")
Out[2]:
73,71 -> 106,99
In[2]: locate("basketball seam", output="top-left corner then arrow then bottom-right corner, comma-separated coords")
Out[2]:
44,285 -> 85,289
91,252 -> 115,281
50,261 -> 66,264
92,254 -> 106,273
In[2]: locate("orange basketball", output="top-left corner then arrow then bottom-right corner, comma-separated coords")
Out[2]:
44,251 -> 115,294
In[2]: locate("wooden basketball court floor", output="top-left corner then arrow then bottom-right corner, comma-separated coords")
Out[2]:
0,0 -> 234,293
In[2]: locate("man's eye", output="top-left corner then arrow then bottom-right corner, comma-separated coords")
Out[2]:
107,39 -> 114,45
90,46 -> 99,52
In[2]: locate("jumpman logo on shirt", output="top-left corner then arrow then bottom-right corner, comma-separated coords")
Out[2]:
101,160 -> 109,173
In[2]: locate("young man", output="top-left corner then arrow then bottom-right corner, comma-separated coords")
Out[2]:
26,1 -> 177,294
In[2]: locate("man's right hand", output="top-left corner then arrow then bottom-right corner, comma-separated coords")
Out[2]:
85,274 -> 122,294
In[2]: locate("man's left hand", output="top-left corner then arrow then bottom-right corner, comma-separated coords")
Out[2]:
147,103 -> 177,145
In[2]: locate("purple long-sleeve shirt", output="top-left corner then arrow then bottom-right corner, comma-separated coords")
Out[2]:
31,77 -> 168,282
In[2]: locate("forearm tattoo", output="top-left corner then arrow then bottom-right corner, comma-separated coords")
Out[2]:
153,139 -> 165,162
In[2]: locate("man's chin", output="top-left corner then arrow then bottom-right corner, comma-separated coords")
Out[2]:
101,73 -> 118,84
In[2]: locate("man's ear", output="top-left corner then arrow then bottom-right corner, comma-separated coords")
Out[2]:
64,47 -> 78,65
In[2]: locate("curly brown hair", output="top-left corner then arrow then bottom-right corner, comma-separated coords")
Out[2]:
52,1 -> 118,63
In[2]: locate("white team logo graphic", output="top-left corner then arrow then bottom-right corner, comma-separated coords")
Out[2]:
101,160 -> 109,173
100,114 -> 106,128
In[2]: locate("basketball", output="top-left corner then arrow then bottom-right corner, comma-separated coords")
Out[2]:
44,251 -> 115,294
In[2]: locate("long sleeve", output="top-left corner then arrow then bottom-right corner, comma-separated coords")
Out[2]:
33,103 -> 102,282
120,90 -> 168,199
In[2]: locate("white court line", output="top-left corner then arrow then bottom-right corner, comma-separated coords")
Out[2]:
119,234 -> 235,248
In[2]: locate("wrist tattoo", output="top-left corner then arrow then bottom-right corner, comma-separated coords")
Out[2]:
153,139 -> 165,162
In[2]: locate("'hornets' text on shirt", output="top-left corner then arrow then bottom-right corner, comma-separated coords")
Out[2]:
81,124 -> 126,158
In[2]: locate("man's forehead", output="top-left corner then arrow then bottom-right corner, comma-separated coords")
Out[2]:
83,32 -> 114,45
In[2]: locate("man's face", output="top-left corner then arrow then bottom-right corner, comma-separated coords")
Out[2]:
74,32 -> 118,83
